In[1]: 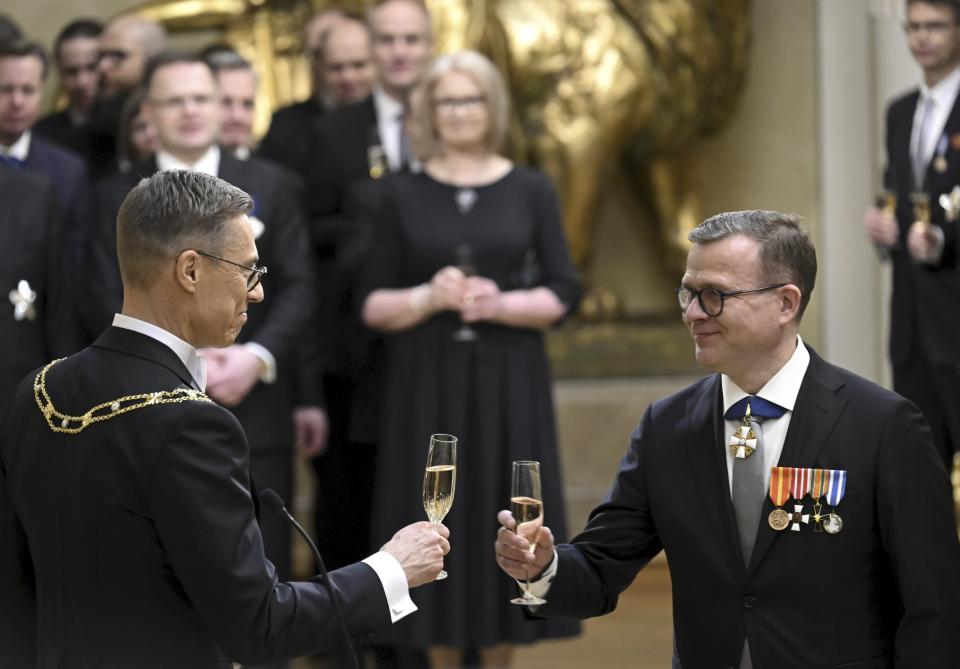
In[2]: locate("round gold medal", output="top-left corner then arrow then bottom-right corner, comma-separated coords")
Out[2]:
768,508 -> 790,531
822,513 -> 843,534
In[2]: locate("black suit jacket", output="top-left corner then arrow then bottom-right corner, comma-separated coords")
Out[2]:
539,348 -> 960,668
23,135 -> 92,351
302,96 -> 385,442
83,152 -> 316,449
883,89 -> 960,365
0,167 -> 73,411
0,327 -> 390,669
257,98 -> 328,175
34,110 -> 96,166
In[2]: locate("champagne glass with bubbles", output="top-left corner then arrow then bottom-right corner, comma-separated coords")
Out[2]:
510,460 -> 546,605
422,434 -> 457,580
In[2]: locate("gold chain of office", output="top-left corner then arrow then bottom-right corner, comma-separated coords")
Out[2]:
34,358 -> 213,434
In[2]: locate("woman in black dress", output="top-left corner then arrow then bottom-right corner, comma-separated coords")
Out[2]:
360,50 -> 581,669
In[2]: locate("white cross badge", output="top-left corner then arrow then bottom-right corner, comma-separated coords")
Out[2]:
9,280 -> 37,322
790,504 -> 810,532
728,424 -> 757,459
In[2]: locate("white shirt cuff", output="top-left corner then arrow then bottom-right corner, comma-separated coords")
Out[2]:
243,342 -> 276,383
516,550 -> 558,600
362,551 -> 417,623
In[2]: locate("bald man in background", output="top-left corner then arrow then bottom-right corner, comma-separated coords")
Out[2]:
87,15 -> 168,176
257,9 -> 346,173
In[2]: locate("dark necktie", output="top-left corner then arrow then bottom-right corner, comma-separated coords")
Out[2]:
724,395 -> 786,669
396,111 -> 414,172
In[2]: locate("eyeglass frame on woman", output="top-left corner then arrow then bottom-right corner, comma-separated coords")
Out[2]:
432,95 -> 487,114
675,283 -> 787,317
194,250 -> 268,291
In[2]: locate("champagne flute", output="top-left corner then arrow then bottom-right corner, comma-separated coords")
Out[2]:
452,244 -> 479,343
510,460 -> 547,605
422,433 -> 457,580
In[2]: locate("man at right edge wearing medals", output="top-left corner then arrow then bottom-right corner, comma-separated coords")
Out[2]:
495,211 -> 960,668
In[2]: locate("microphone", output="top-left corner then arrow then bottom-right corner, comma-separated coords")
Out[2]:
259,489 -> 359,669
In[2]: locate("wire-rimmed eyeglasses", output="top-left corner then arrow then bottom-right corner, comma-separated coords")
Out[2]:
195,250 -> 268,291
675,283 -> 786,317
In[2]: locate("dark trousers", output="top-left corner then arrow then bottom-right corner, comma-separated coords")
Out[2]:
893,355 -> 960,472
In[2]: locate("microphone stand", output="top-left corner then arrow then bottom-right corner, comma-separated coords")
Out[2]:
259,489 -> 360,669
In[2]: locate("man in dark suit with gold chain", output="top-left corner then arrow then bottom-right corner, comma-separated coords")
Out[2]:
864,0 -> 960,472
0,169 -> 450,669
84,51 -> 322,587
497,211 -> 960,668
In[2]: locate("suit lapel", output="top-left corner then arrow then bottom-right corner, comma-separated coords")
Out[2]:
927,86 -> 960,192
684,376 -> 744,579
746,349 -> 847,574
891,90 -> 919,192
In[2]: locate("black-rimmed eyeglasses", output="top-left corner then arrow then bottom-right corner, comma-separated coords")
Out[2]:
195,250 -> 268,291
675,283 -> 787,317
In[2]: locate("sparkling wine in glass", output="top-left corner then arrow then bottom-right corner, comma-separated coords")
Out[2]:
510,460 -> 546,605
452,244 -> 479,343
423,433 -> 457,580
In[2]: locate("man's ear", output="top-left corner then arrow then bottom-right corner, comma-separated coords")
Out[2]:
778,284 -> 803,324
175,250 -> 201,294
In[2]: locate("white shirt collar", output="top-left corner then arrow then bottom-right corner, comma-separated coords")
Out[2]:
373,85 -> 411,172
372,85 -> 404,122
721,335 -> 810,415
111,314 -> 207,391
919,65 -> 960,107
0,130 -> 31,161
155,145 -> 221,177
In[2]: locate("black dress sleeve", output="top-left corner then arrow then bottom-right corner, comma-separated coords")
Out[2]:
528,170 -> 582,314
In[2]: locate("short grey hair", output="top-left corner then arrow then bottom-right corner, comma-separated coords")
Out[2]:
689,210 -> 817,320
408,50 -> 509,161
117,170 -> 253,288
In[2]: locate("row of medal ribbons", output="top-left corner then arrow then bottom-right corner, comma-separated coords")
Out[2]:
768,466 -> 847,534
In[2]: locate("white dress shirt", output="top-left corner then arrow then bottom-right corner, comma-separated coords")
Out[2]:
155,145 -> 276,382
112,313 -> 416,621
373,86 -> 406,172
112,313 -> 207,390
0,130 -> 31,160
525,336 -> 811,600
911,66 -> 960,174
721,335 -> 810,495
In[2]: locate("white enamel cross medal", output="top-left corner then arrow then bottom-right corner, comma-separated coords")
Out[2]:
790,504 -> 810,532
9,280 -> 37,322
728,403 -> 757,459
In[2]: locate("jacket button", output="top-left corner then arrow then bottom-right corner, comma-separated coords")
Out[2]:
742,594 -> 757,608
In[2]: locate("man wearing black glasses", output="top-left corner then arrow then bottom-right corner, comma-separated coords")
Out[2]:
85,52 -> 321,613
0,170 -> 450,668
496,210 -> 960,668
864,0 -> 960,473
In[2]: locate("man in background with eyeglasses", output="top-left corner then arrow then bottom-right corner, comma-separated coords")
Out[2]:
496,210 -> 960,668
0,169 -> 450,669
864,0 -> 960,474
84,54 -> 324,634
